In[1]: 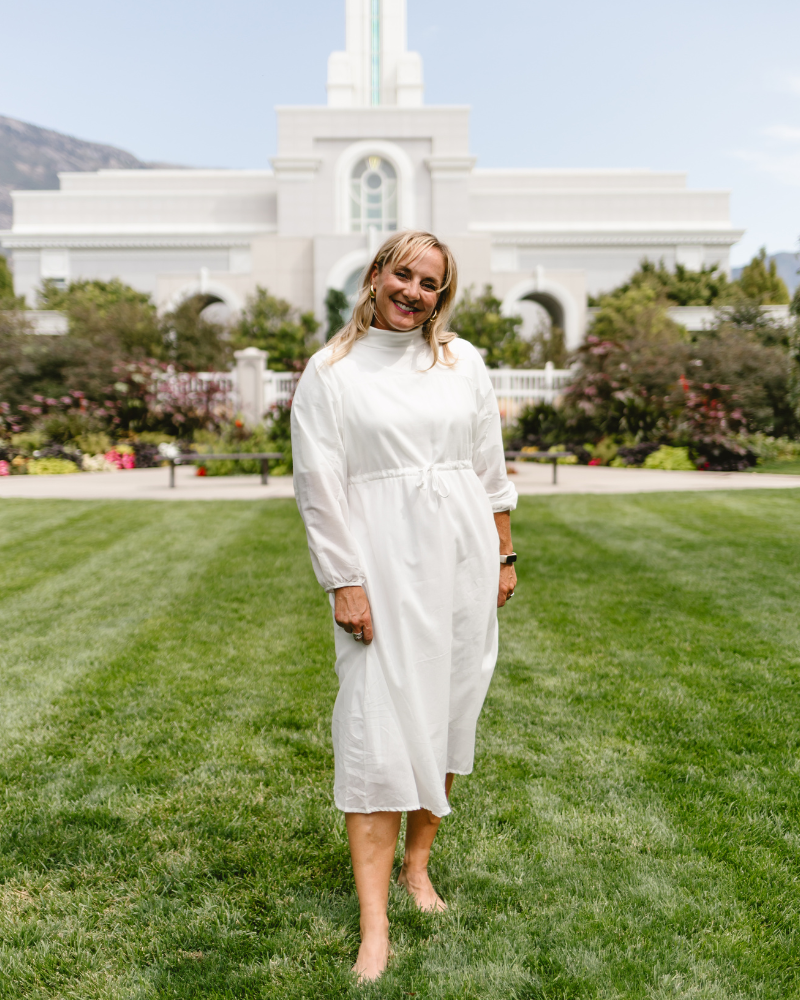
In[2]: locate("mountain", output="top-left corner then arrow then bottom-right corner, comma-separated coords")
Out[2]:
731,251 -> 800,295
0,115 -> 178,230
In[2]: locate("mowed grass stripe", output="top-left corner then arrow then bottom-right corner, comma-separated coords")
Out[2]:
0,502 -> 262,749
1,494 -> 800,998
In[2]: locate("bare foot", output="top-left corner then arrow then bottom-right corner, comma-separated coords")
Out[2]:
397,864 -> 447,912
353,928 -> 391,983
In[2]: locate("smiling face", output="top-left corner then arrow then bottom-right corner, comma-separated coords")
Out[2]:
371,247 -> 446,332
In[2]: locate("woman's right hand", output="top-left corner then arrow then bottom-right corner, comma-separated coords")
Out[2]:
334,586 -> 373,644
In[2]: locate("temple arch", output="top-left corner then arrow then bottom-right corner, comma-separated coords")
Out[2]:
164,278 -> 242,321
501,276 -> 581,350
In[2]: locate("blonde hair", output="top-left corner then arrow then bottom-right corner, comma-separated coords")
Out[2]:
327,230 -> 458,367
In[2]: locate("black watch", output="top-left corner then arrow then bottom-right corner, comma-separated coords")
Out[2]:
500,552 -> 517,565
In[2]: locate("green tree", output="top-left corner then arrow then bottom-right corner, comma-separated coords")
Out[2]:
39,278 -> 164,358
0,254 -> 25,309
735,248 -> 790,305
234,287 -> 319,371
590,282 -> 685,345
449,285 -> 534,368
588,259 -> 731,308
162,297 -> 232,372
325,287 -> 350,341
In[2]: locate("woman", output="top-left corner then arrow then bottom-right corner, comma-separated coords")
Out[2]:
291,230 -> 517,981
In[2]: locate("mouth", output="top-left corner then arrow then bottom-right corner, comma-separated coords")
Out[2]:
391,299 -> 419,318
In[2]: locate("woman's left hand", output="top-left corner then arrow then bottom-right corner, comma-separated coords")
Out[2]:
498,564 -> 517,607
494,510 -> 517,608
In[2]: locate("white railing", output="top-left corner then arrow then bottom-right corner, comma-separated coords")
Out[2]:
488,362 -> 573,425
190,363 -> 572,427
263,370 -> 301,411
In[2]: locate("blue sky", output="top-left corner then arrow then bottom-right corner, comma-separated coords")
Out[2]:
1,0 -> 799,266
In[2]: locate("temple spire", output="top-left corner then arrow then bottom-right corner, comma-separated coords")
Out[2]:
371,0 -> 381,105
327,0 -> 424,108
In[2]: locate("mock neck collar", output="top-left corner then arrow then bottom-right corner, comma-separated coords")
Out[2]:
364,325 -> 422,350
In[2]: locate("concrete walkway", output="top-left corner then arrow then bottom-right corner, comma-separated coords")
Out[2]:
506,461 -> 800,495
2,462 -> 800,501
0,465 -> 296,500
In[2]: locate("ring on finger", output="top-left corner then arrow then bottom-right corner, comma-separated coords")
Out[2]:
507,591 -> 515,598
353,631 -> 364,641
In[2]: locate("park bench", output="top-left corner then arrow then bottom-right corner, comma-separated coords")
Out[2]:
168,453 -> 284,488
505,450 -> 574,485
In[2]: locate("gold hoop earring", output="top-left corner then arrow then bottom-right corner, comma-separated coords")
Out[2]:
369,285 -> 376,300
429,308 -> 438,321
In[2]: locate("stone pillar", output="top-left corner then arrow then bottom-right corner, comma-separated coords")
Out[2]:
234,347 -> 268,426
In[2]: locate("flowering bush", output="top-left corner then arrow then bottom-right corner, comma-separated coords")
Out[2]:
672,377 -> 753,471
0,460 -> 9,476
103,446 -> 136,470
82,454 -> 118,473
106,361 -> 234,435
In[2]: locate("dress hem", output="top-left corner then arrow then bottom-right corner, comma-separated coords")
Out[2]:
334,799 -> 453,818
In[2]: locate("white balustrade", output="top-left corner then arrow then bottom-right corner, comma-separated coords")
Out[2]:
184,362 -> 572,428
263,370 -> 301,412
488,362 -> 573,426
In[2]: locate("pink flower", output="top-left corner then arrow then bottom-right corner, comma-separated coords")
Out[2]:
104,450 -> 124,469
588,458 -> 602,466
0,461 -> 9,477
121,454 -> 135,469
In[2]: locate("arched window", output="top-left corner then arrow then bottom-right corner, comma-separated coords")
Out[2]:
350,156 -> 398,234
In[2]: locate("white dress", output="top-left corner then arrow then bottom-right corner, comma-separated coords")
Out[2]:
291,327 -> 517,818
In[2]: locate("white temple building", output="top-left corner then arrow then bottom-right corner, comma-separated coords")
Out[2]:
1,0 -> 744,347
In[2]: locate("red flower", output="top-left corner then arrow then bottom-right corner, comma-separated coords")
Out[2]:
196,466 -> 207,476
588,458 -> 602,466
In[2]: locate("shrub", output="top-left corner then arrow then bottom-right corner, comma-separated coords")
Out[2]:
738,434 -> 800,464
131,441 -> 162,468
548,445 -> 578,465
506,402 -> 571,451
75,432 -> 111,455
189,406 -> 293,477
585,437 -> 618,466
10,431 -> 45,455
643,446 -> 696,471
614,442 -> 661,467
28,457 -> 80,475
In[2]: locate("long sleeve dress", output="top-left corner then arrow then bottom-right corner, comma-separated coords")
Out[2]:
291,326 -> 518,818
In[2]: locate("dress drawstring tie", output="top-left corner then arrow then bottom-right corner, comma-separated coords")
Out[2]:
416,466 -> 450,498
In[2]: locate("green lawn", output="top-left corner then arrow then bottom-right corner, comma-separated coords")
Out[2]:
2,493 -> 800,1000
